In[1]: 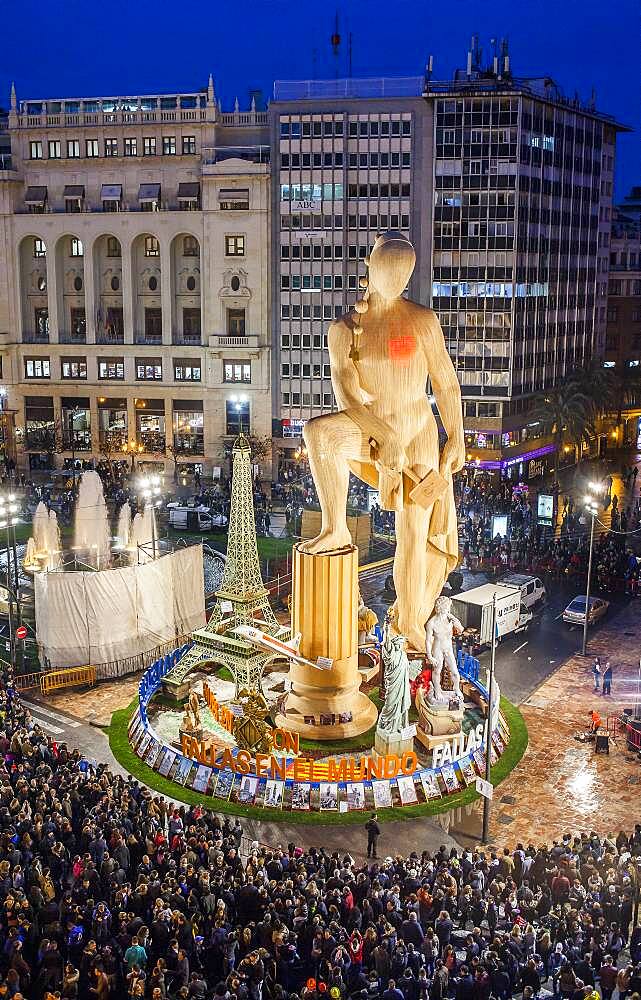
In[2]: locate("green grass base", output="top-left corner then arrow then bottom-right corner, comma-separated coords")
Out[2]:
108,696 -> 528,826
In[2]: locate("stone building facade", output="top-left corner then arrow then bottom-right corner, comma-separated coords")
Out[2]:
0,79 -> 272,478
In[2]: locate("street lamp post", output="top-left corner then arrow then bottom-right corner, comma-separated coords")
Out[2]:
582,483 -> 601,657
0,493 -> 19,685
481,590 -> 498,844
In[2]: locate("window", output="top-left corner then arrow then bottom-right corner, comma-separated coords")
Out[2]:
48,140 -> 61,158
98,358 -> 125,379
223,361 -> 251,383
70,237 -> 83,257
66,139 -> 80,158
61,358 -> 87,379
34,308 -> 49,338
70,308 -> 86,339
162,136 -> 176,155
219,188 -> 249,210
86,139 -> 99,157
174,359 -> 201,381
33,238 -> 47,258
225,235 -> 245,256
136,358 -> 162,380
124,137 -> 137,157
106,237 -> 121,257
144,236 -> 160,257
183,235 -> 199,257
225,398 -> 249,435
227,309 -> 246,337
30,141 -> 43,159
104,138 -> 118,157
143,137 -> 156,156
24,357 -> 50,378
182,308 -> 201,340
182,136 -> 196,154
144,308 -> 162,338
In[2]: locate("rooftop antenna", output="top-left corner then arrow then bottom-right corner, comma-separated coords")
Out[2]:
491,37 -> 498,76
501,38 -> 510,77
331,11 -> 341,79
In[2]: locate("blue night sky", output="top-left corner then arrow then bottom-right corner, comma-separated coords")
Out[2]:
2,0 -> 638,198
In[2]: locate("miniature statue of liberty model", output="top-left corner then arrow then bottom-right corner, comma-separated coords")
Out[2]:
375,616 -> 414,755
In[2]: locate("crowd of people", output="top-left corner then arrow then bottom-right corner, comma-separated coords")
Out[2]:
456,472 -> 641,597
0,685 -> 640,1000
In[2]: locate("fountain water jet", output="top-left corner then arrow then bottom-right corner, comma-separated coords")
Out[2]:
116,503 -> 134,564
73,471 -> 111,569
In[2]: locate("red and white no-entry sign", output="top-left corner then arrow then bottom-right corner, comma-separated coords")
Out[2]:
15,626 -> 27,640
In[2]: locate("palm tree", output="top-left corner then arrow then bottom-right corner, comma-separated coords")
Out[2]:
530,380 -> 595,480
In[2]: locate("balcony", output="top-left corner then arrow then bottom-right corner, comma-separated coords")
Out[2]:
134,332 -> 162,346
209,333 -> 259,349
58,331 -> 87,346
96,331 -> 125,346
23,331 -> 50,345
172,332 -> 202,347
202,145 -> 270,166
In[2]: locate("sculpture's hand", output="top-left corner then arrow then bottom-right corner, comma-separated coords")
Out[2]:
376,434 -> 407,474
439,437 -> 466,477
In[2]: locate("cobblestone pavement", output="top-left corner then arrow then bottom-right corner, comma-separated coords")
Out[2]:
485,598 -> 641,847
44,677 -> 140,726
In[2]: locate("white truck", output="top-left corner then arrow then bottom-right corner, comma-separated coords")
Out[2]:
450,582 -> 533,647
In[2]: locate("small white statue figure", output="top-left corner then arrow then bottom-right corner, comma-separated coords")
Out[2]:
424,596 -> 464,704
377,621 -> 411,735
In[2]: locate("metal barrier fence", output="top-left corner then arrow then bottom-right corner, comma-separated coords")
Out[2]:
94,634 -> 192,681
40,665 -> 96,695
13,671 -> 42,691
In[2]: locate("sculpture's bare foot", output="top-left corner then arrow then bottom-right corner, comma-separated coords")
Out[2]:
298,528 -> 352,554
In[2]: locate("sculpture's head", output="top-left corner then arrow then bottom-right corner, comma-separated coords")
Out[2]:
434,596 -> 452,617
367,231 -> 416,301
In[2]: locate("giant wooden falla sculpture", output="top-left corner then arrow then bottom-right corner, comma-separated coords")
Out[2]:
278,231 -> 465,739
300,230 -> 466,652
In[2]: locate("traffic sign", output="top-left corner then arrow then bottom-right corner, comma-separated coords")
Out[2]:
15,626 -> 27,640
475,777 -> 493,800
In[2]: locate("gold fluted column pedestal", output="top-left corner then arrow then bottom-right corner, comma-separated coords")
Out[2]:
275,544 -> 378,740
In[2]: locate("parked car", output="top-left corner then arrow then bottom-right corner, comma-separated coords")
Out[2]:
562,595 -> 609,626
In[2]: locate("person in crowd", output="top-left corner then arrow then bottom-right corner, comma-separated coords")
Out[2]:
1,654 -> 641,1000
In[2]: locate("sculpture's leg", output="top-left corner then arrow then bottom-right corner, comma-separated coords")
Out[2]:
394,502 -> 432,651
421,549 -> 450,634
298,413 -> 366,554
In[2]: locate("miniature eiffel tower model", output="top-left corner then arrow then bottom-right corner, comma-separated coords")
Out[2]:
163,435 -> 288,699
207,434 -> 279,632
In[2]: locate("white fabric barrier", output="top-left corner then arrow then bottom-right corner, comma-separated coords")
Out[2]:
35,544 -> 205,670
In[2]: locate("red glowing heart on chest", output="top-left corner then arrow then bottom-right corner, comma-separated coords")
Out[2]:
388,330 -> 416,362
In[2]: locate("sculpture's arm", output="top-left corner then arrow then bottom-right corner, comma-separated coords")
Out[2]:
424,312 -> 465,475
450,614 -> 464,635
424,619 -> 436,664
329,322 -> 405,471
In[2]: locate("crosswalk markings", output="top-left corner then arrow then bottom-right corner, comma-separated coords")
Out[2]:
20,700 -> 81,729
28,717 -> 65,736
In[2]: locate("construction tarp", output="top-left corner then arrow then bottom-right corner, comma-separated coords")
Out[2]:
35,545 -> 204,671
